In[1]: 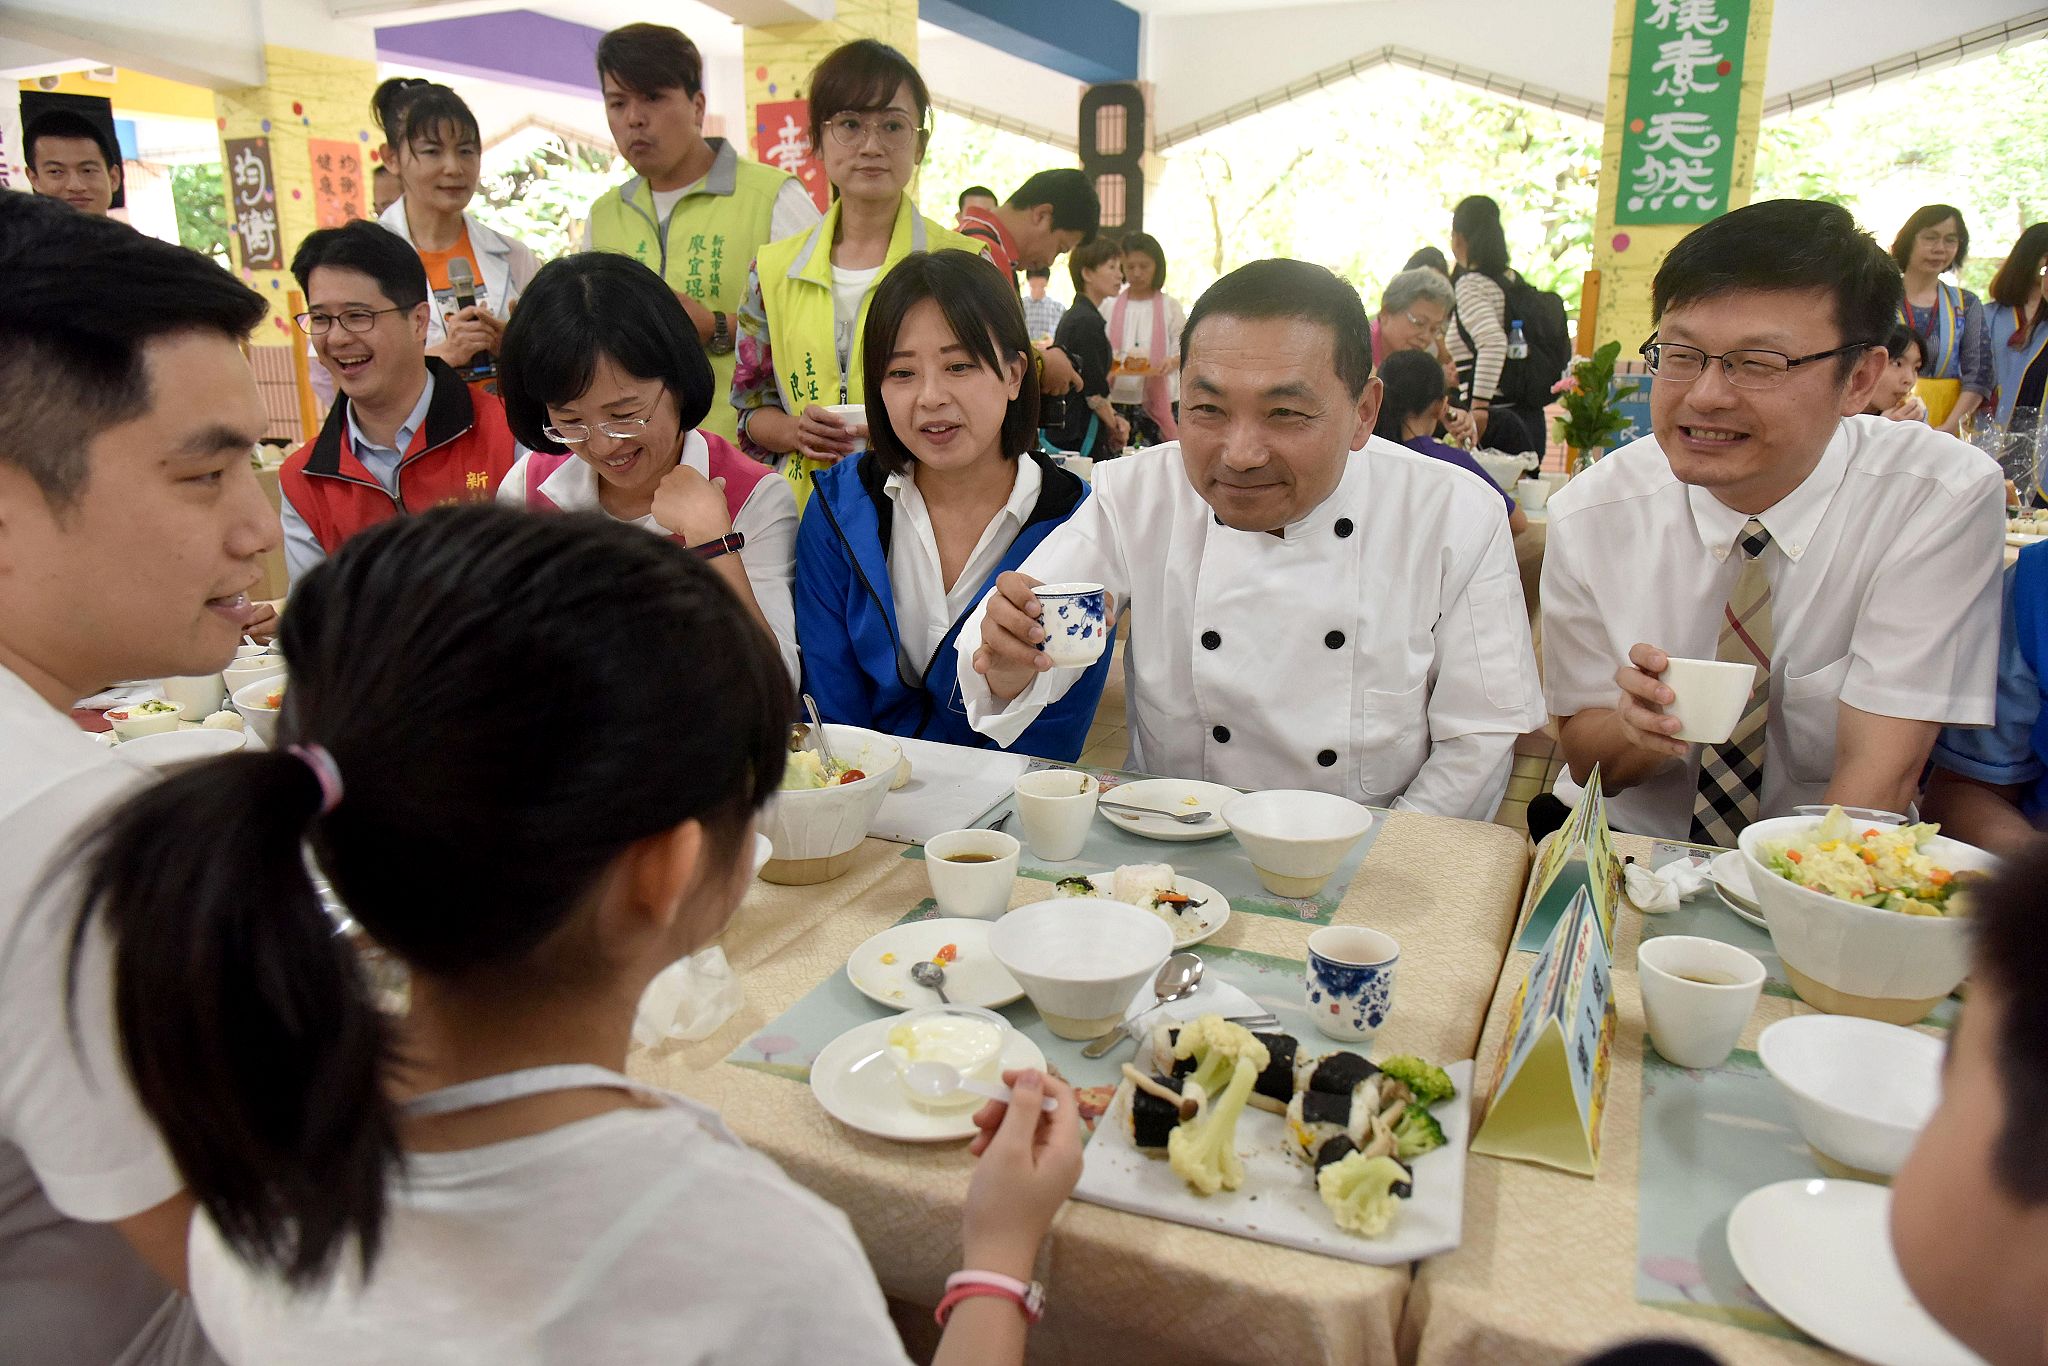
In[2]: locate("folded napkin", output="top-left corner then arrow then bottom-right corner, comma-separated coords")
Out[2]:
1121,976 -> 1263,1030
633,946 -> 744,1047
1624,855 -> 1714,914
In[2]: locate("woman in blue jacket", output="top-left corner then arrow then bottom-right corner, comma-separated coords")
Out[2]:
796,249 -> 1113,759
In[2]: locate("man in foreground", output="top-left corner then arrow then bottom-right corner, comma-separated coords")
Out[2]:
1540,198 -> 2003,841
960,258 -> 1542,818
0,190 -> 277,1362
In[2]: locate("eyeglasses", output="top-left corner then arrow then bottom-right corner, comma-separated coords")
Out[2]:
1638,339 -> 1878,391
824,112 -> 922,149
294,307 -> 406,335
540,418 -> 651,445
1404,310 -> 1449,339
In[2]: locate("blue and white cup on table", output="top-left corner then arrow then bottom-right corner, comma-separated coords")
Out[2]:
1032,582 -> 1108,668
1304,926 -> 1399,1042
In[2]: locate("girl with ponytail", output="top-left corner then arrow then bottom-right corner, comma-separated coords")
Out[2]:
67,504 -> 1081,1363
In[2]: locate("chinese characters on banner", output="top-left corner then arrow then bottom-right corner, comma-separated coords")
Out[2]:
224,136 -> 284,270
754,98 -> 829,213
1616,0 -> 1752,226
308,137 -> 365,228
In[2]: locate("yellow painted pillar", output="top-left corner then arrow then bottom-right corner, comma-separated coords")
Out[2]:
1590,0 -> 1773,353
741,0 -> 918,215
212,44 -> 380,348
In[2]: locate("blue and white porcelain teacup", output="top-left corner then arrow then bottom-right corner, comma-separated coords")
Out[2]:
1031,581 -> 1108,668
1304,926 -> 1400,1042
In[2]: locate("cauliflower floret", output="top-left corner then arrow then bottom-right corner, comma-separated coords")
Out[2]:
1172,1014 -> 1269,1107
1317,1151 -> 1410,1236
1167,1053 -> 1258,1196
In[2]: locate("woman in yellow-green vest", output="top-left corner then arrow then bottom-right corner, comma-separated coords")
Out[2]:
731,38 -> 985,511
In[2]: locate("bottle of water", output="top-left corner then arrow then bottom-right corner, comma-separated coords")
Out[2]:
1506,320 -> 1529,361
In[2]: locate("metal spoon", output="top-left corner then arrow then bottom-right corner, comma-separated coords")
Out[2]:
1099,798 -> 1215,825
800,693 -> 839,772
909,959 -> 951,1003
1082,952 -> 1204,1058
902,1061 -> 1058,1112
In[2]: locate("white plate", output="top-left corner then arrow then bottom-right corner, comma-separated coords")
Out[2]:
1098,778 -> 1241,842
1074,1060 -> 1474,1266
2006,532 -> 2046,547
845,919 -> 1023,1011
1708,849 -> 1766,927
1727,1179 -> 1984,1366
809,1017 -> 1046,1142
1067,871 -> 1231,948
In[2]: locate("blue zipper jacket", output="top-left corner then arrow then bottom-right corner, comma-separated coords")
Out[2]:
795,450 -> 1114,760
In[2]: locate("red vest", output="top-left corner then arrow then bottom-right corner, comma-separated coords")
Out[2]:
280,359 -> 521,556
521,429 -> 773,527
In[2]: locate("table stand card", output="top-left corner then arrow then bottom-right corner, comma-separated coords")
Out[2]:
1471,886 -> 1617,1176
1513,766 -> 1622,952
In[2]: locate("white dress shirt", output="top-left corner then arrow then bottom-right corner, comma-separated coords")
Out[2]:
884,455 -> 1042,676
957,439 -> 1545,819
281,373 -> 436,587
1541,414 -> 2005,838
497,433 -> 800,684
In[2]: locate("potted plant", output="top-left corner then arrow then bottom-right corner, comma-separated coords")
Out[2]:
1552,340 -> 1640,474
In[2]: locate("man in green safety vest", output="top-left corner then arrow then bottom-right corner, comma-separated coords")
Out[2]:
582,23 -> 822,443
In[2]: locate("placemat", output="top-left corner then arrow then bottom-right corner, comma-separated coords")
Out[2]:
725,907 -> 1327,1128
901,761 -> 1386,928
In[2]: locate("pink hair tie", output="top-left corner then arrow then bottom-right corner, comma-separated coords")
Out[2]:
288,743 -> 344,815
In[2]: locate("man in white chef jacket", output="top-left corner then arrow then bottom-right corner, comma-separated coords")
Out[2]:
957,258 -> 1545,820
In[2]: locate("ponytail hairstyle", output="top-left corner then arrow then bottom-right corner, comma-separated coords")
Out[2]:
369,76 -> 429,145
389,83 -> 482,166
1373,348 -> 1449,443
67,504 -> 790,1286
1451,194 -> 1511,279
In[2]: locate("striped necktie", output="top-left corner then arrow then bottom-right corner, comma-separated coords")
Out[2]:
1690,518 -> 1773,847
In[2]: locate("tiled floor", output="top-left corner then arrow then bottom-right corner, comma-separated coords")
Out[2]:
1071,638 -> 1561,838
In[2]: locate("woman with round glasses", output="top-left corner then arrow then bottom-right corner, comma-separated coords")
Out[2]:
731,39 -> 987,512
497,253 -> 799,682
1888,205 -> 1992,435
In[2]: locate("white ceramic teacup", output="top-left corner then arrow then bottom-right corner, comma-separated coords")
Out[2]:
923,828 -> 1022,920
1514,477 -> 1551,511
1304,925 -> 1400,1042
1637,934 -> 1766,1069
161,674 -> 226,716
1012,768 -> 1100,861
822,402 -> 868,437
1032,582 -> 1109,668
1660,657 -> 1758,744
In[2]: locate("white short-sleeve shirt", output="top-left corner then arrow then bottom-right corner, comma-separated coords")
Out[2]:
497,434 -> 801,685
0,664 -> 212,1364
189,1099 -> 913,1365
1540,414 -> 2006,838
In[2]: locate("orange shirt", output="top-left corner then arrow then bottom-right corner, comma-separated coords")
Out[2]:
415,225 -> 487,317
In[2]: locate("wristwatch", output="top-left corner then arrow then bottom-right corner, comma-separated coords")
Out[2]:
686,531 -> 745,561
707,310 -> 734,355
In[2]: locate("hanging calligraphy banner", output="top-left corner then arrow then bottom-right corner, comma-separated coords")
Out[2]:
753,98 -> 828,213
1615,0 -> 1752,226
307,137 -> 364,228
224,136 -> 284,270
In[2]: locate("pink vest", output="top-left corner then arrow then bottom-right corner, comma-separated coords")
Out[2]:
523,430 -> 772,526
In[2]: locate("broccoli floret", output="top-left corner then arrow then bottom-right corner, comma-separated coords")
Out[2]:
1317,1151 -> 1410,1237
1167,1053 -> 1259,1195
1391,1103 -> 1446,1160
1378,1055 -> 1456,1105
1173,1014 -> 1270,1106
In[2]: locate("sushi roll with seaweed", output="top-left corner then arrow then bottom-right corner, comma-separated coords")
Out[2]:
1120,1064 -> 1196,1156
1246,1031 -> 1299,1115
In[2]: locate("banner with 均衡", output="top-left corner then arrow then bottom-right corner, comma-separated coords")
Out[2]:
1615,0 -> 1753,225
224,135 -> 284,270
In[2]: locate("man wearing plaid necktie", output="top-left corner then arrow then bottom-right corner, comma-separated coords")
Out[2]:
1539,200 -> 2004,843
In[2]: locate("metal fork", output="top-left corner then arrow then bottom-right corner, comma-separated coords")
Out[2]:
1100,798 -> 1215,825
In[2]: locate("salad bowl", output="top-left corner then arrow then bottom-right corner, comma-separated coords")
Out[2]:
1737,813 -> 1992,1024
758,725 -> 903,885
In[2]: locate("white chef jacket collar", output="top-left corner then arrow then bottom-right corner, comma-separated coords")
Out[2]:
1684,425 -> 1850,563
1262,442 -> 1368,542
882,453 -> 1042,524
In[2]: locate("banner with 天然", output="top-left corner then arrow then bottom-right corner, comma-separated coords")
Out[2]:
1615,0 -> 1752,225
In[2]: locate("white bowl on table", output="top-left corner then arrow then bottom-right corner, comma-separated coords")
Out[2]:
758,725 -> 903,885
988,899 -> 1173,1040
1737,815 -> 1990,1025
1758,1014 -> 1943,1178
116,727 -> 247,770
231,675 -> 286,748
104,700 -> 187,741
1221,790 -> 1375,898
222,655 -> 285,699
